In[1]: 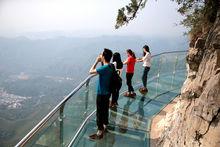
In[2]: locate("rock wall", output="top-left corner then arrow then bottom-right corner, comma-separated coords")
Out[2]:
156,10 -> 220,147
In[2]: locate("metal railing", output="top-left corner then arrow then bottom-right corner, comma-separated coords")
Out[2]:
67,51 -> 187,146
15,75 -> 96,147
15,50 -> 187,147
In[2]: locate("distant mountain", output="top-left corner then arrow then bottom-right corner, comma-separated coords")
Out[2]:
0,35 -> 188,77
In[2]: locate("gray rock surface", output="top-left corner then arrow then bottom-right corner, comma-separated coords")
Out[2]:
156,9 -> 220,147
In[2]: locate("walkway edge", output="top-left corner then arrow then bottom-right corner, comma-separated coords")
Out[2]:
149,95 -> 181,147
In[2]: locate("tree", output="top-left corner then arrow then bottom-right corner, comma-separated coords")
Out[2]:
115,0 -> 147,29
115,0 -> 219,38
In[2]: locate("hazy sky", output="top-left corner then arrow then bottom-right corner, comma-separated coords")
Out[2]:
0,0 -> 187,38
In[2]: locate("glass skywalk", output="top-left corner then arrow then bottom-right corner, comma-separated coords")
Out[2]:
16,51 -> 187,147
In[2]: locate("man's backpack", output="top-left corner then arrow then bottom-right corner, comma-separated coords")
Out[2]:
109,64 -> 122,93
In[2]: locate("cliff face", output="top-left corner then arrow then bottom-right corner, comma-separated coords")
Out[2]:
156,10 -> 220,147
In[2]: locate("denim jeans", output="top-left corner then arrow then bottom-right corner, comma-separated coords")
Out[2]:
142,66 -> 150,88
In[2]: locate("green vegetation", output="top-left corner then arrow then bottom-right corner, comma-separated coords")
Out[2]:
115,0 -> 147,29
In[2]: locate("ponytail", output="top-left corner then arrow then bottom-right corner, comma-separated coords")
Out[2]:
132,51 -> 136,59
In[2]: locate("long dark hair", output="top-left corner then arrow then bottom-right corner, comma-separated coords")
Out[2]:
127,49 -> 136,59
113,52 -> 123,69
143,45 -> 150,56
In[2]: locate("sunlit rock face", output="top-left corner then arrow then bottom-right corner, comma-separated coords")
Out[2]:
156,11 -> 220,147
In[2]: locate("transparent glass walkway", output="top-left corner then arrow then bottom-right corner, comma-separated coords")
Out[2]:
15,51 -> 187,147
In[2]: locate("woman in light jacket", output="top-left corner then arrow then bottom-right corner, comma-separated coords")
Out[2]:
137,45 -> 151,94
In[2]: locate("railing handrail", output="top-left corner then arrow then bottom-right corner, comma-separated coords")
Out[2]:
151,50 -> 187,58
15,50 -> 187,147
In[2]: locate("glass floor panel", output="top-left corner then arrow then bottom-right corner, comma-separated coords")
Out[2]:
72,71 -> 186,147
73,82 -> 183,146
72,118 -> 149,147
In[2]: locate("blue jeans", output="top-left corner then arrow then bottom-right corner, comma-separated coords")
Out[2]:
142,67 -> 150,88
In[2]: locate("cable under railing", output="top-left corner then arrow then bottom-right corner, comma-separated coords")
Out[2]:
15,50 -> 187,147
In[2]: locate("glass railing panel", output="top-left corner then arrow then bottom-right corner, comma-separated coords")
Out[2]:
149,55 -> 161,77
16,76 -> 98,147
62,76 -> 98,146
160,55 -> 176,92
23,108 -> 63,147
176,52 -> 187,71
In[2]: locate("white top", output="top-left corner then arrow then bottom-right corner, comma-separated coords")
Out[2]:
113,62 -> 123,77
143,52 -> 151,67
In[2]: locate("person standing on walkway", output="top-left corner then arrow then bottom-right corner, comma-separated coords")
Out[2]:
89,48 -> 113,140
137,45 -> 151,94
123,49 -> 136,98
110,52 -> 123,107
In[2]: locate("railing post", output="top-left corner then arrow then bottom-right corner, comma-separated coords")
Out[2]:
171,55 -> 178,89
156,55 -> 162,95
84,79 -> 90,116
59,104 -> 65,147
86,78 -> 90,87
